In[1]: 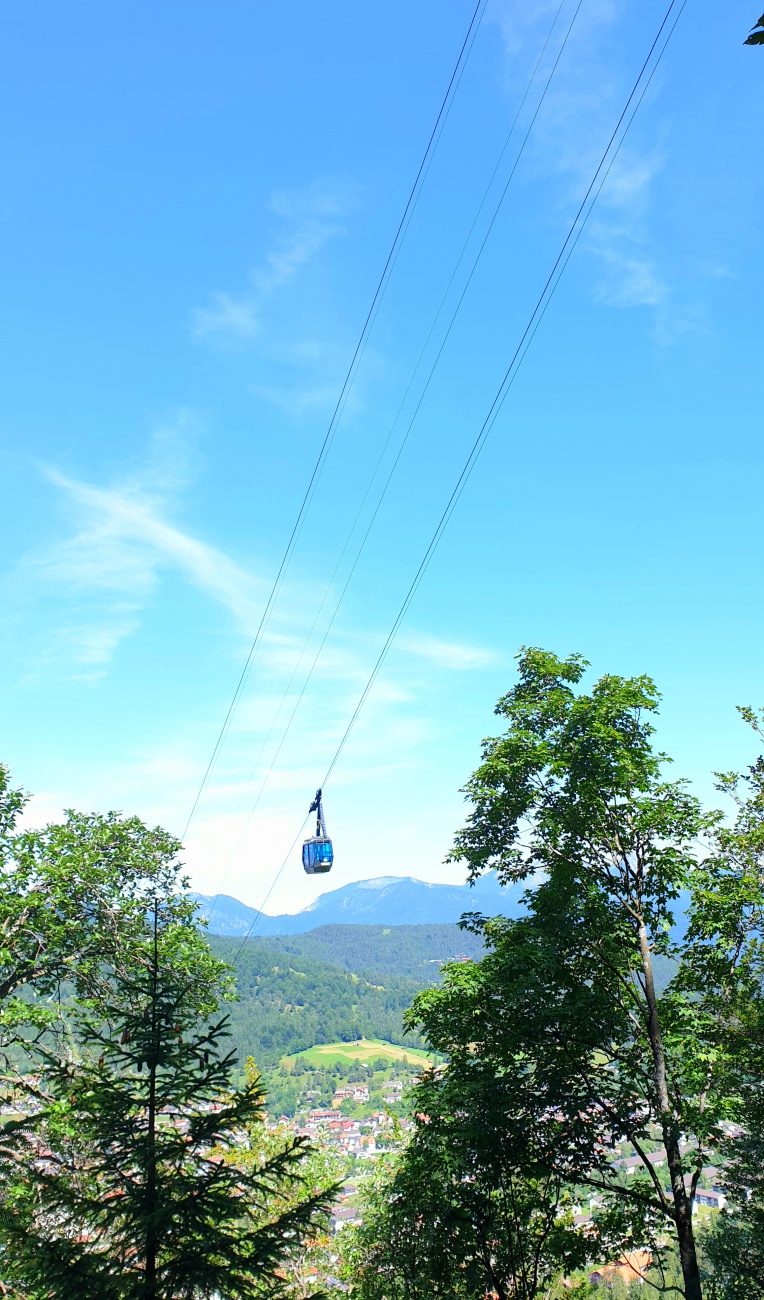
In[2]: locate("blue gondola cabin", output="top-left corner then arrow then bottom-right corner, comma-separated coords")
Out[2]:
302,788 -> 334,875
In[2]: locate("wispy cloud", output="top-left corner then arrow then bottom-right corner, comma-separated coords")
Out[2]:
190,180 -> 367,421
8,419 -> 269,680
10,418 -> 496,698
488,0 -> 617,77
194,293 -> 260,340
45,616 -> 142,677
247,379 -> 343,420
587,145 -> 672,327
38,468 -> 265,628
398,632 -> 496,671
487,0 -> 694,342
596,249 -> 667,310
191,180 -> 358,342
588,145 -> 708,344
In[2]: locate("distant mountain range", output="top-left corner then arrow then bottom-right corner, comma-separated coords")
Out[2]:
191,872 -> 526,937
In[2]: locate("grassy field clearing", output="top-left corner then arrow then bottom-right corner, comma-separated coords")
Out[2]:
283,1038 -> 435,1069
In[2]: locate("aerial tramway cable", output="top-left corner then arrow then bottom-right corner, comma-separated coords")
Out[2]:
209,0 -> 581,892
182,0 -> 488,843
229,0 -> 690,966
319,0 -> 690,791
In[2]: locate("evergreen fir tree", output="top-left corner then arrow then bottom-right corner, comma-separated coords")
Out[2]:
0,901 -> 336,1299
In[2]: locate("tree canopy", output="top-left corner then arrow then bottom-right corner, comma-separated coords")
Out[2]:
0,763 -> 204,1055
405,649 -> 764,1300
343,1067 -> 590,1299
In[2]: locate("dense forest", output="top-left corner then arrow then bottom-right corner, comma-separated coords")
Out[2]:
206,924 -> 484,1114
209,923 -> 484,1073
241,921 -> 486,979
211,936 -> 426,1068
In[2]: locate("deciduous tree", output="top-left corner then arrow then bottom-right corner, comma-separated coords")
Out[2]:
695,713 -> 764,1299
0,763 -> 197,1057
342,1063 -> 589,1299
409,650 -> 762,1300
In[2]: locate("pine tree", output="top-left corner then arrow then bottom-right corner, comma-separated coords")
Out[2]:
0,901 -> 336,1299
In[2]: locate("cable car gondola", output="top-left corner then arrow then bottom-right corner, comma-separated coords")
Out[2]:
302,788 -> 333,874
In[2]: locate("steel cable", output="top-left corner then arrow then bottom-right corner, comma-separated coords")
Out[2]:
206,0 -> 580,903
229,0 -> 690,963
182,0 -> 488,841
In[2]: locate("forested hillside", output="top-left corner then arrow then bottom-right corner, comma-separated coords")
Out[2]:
209,923 -> 485,1069
235,922 -> 485,980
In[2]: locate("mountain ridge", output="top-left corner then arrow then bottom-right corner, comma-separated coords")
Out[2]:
192,871 -> 525,936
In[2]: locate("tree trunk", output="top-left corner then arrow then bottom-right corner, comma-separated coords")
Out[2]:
145,901 -> 159,1300
638,923 -> 702,1300
146,1050 -> 157,1300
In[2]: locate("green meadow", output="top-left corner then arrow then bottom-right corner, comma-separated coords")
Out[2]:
283,1037 -> 434,1069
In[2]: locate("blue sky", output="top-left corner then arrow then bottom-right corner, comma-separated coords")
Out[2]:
1,0 -> 762,913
